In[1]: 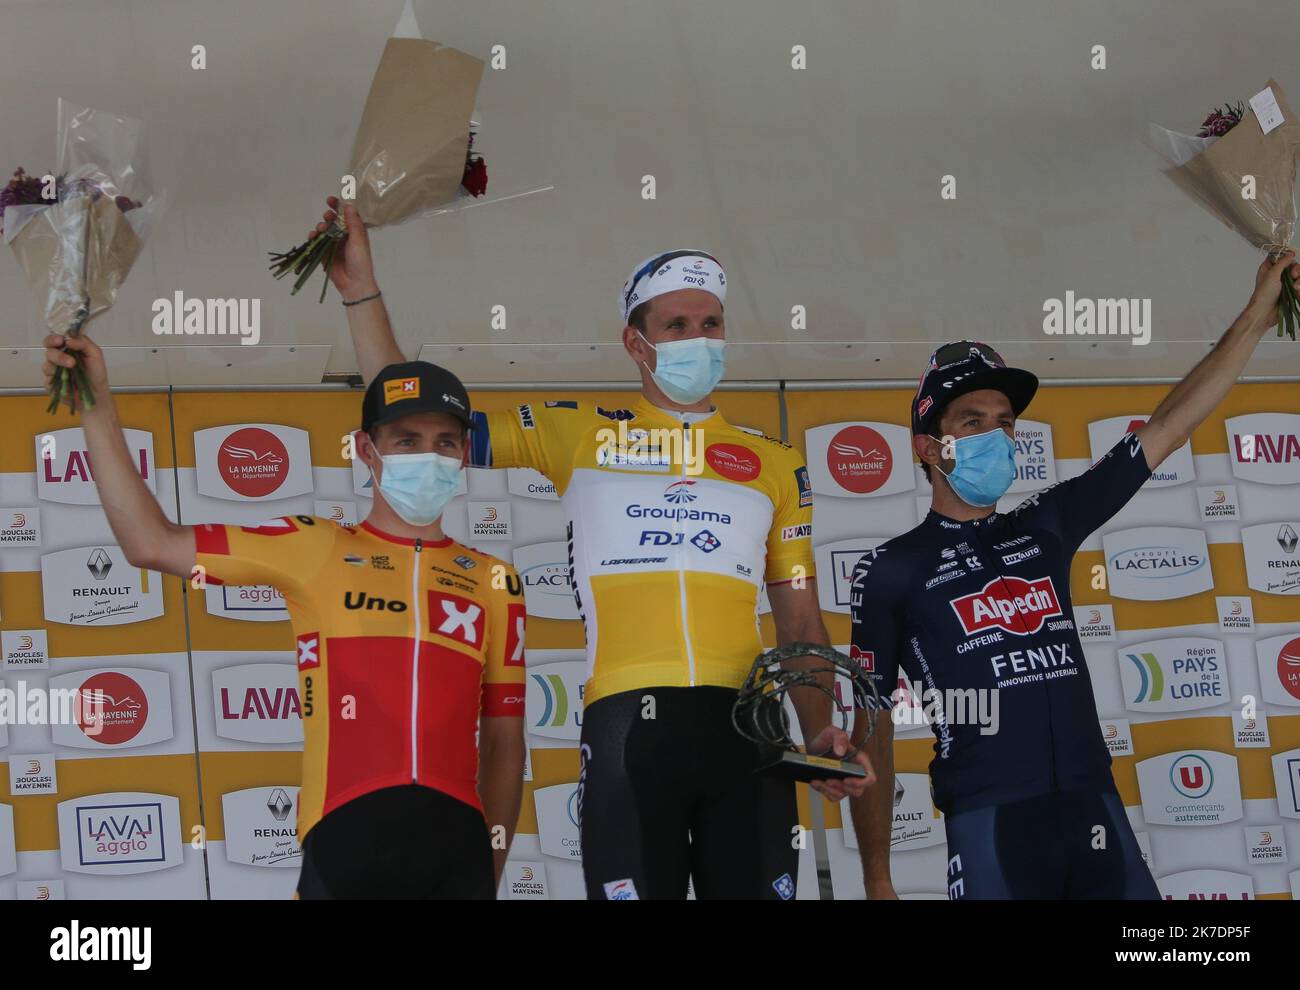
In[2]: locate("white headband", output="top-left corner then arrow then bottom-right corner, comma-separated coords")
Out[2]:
619,250 -> 727,324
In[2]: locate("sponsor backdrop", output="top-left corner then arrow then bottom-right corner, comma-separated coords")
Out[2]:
0,383 -> 1295,899
792,384 -> 1300,901
0,387 -> 824,899
0,396 -> 204,899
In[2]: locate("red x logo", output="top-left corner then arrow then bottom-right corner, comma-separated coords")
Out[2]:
297,632 -> 320,670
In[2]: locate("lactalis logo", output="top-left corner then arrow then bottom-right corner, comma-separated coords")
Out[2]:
1102,528 -> 1213,601
950,576 -> 1062,635
513,543 -> 576,621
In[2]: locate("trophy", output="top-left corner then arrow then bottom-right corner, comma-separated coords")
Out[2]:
732,642 -> 887,783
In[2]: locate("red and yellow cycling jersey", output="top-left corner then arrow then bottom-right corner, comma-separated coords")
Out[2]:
194,515 -> 525,841
470,395 -> 815,704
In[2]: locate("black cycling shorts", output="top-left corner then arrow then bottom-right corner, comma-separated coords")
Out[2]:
943,788 -> 1159,899
295,784 -> 495,899
578,686 -> 800,900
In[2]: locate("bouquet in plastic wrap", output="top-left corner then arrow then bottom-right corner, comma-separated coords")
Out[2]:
1150,80 -> 1300,338
270,1 -> 548,300
3,99 -> 164,412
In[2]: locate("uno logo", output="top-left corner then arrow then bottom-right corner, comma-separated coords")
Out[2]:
77,671 -> 148,745
950,576 -> 1063,635
217,427 -> 290,498
384,377 -> 420,404
705,443 -> 761,482
826,426 -> 891,494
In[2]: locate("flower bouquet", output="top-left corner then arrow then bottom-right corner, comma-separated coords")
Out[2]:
269,2 -> 532,301
1150,80 -> 1300,338
4,99 -> 164,412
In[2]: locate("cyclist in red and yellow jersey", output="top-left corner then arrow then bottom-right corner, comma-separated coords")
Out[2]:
42,336 -> 526,899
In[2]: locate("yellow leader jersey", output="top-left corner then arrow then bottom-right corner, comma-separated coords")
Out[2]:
469,395 -> 815,704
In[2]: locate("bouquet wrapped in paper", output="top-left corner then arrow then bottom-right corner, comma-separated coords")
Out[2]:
3,99 -> 164,411
270,2 -> 547,299
1150,79 -> 1300,337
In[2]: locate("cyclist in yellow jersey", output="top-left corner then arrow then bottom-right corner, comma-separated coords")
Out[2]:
313,196 -> 875,900
42,332 -> 527,900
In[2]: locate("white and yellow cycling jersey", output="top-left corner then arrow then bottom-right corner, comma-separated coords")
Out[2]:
470,395 -> 815,704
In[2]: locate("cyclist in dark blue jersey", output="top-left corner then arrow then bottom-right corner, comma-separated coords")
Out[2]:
847,252 -> 1300,900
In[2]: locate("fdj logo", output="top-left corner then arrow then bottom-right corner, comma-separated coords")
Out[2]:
691,530 -> 722,553
640,530 -> 683,546
1170,754 -> 1214,799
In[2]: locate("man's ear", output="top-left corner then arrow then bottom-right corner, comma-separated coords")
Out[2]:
913,433 -> 937,470
355,428 -> 378,466
623,324 -> 645,359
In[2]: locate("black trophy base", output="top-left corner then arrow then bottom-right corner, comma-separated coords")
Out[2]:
756,747 -> 868,783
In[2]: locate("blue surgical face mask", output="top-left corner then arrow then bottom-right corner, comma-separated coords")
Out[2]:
931,428 -> 1016,508
372,451 -> 462,526
639,331 -> 726,404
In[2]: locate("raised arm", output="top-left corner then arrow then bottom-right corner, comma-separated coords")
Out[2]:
1139,250 -> 1300,468
42,333 -> 196,578
316,197 -> 406,384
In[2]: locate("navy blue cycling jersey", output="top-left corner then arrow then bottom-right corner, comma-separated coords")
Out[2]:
849,432 -> 1151,816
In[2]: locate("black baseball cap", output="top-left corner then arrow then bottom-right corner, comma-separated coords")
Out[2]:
361,361 -> 475,434
911,341 -> 1038,436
